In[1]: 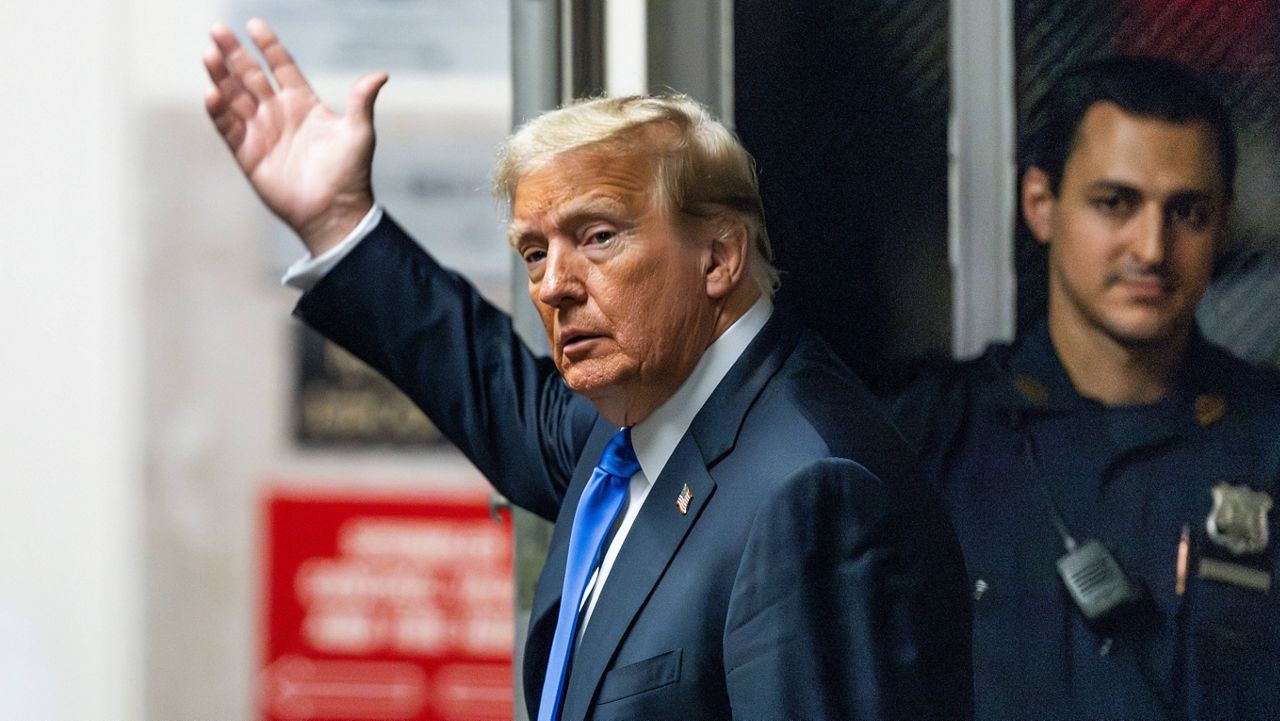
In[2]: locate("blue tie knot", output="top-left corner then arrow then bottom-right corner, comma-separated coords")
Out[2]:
597,427 -> 640,479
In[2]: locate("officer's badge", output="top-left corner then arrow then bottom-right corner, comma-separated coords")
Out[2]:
1206,483 -> 1273,556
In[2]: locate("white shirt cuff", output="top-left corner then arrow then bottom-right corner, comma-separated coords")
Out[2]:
281,204 -> 385,291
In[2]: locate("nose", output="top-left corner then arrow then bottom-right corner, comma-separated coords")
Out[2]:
536,240 -> 587,308
1130,205 -> 1169,266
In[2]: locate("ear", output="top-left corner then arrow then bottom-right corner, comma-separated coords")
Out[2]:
703,216 -> 750,301
1021,166 -> 1056,244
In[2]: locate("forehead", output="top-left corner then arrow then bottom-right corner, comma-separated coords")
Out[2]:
1063,102 -> 1223,193
512,147 -> 658,222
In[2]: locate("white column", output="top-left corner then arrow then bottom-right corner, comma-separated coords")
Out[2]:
949,0 -> 1017,357
0,0 -> 143,718
605,0 -> 648,97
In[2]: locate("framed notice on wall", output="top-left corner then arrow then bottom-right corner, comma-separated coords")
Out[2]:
293,325 -> 447,448
260,488 -> 514,721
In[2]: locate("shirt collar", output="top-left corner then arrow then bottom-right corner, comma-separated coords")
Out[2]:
1006,318 -> 1088,410
630,296 -> 774,482
1008,317 -> 1213,412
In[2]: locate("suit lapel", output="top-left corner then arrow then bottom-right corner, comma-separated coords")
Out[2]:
534,310 -> 801,718
690,308 -> 800,464
559,435 -> 717,721
525,421 -> 617,712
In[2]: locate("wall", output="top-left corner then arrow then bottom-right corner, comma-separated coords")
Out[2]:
0,1 -> 512,718
0,0 -> 141,718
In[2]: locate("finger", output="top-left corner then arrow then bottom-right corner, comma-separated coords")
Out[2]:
202,44 -> 230,85
203,84 -> 226,118
203,46 -> 257,121
206,32 -> 260,118
211,22 -> 276,104
208,23 -> 245,67
347,72 -> 389,126
205,87 -> 247,150
246,17 -> 311,93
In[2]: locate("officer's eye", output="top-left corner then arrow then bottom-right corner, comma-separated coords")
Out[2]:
1171,199 -> 1213,231
522,247 -> 546,265
1092,193 -> 1132,216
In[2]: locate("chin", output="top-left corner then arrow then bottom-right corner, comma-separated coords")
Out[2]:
560,360 -> 626,397
1105,315 -> 1190,349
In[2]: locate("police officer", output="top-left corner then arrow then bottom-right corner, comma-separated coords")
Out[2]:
892,56 -> 1280,719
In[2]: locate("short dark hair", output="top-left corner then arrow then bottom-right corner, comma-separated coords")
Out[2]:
1025,55 -> 1237,200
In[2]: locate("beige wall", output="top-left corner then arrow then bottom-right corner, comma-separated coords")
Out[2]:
1,0 -> 143,718
0,1 -> 511,719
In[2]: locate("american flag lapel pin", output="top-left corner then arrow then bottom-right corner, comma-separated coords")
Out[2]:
676,484 -> 693,515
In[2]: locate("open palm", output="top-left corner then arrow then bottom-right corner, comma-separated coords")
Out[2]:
203,19 -> 387,254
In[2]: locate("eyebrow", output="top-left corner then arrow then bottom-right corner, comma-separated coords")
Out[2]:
506,219 -> 532,248
1086,180 -> 1216,201
1085,181 -> 1139,195
507,195 -> 631,247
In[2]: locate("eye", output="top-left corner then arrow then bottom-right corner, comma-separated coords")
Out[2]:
1170,199 -> 1214,231
583,228 -> 616,246
1092,193 -> 1132,216
521,248 -> 546,281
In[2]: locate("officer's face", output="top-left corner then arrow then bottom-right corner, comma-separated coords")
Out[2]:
510,146 -> 721,426
1023,102 -> 1228,350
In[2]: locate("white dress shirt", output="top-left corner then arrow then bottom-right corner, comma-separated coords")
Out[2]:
577,296 -> 772,634
282,204 -> 385,291
281,205 -> 775,636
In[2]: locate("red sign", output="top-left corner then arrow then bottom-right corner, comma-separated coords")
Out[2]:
260,489 -> 514,721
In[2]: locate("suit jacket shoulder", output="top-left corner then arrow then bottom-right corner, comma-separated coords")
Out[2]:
293,213 -> 599,519
711,316 -> 973,719
884,345 -> 1011,491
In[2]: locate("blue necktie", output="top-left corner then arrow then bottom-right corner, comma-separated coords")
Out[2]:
537,427 -> 640,721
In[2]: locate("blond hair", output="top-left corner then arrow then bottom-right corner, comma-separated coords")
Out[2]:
494,94 -> 779,297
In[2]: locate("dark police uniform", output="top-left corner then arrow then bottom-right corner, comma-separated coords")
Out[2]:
892,320 -> 1280,720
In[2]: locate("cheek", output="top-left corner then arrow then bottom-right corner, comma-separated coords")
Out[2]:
1048,243 -> 1096,301
594,255 -> 706,358
1174,247 -> 1214,291
596,271 -> 658,335
1055,224 -> 1114,274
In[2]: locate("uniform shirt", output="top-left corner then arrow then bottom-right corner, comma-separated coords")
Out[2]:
891,319 -> 1280,720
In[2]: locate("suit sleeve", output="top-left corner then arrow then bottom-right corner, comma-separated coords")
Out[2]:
882,364 -> 974,499
293,213 -> 598,520
723,458 -> 973,720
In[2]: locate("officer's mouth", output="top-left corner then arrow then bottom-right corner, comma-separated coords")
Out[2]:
1111,274 -> 1174,300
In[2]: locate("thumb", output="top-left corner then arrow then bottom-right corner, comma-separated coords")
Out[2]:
347,71 -> 389,126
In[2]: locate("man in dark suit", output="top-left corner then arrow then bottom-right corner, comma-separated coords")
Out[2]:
204,19 -> 971,719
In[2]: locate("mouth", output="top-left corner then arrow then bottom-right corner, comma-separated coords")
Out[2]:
1113,274 -> 1173,300
559,329 -> 605,357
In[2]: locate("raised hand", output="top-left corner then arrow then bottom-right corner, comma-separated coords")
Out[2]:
203,18 -> 388,255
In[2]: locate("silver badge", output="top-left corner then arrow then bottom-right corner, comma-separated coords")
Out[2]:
1206,483 -> 1273,556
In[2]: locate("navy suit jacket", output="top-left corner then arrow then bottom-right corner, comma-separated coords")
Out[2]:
295,215 -> 973,720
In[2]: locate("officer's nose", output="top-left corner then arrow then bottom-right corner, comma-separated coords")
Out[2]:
537,241 -> 587,309
1130,205 -> 1169,266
